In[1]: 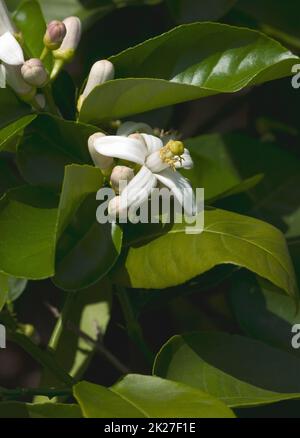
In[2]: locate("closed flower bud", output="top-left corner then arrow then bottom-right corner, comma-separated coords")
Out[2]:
53,16 -> 81,62
110,165 -> 134,194
88,132 -> 114,172
4,63 -> 35,98
77,60 -> 114,111
21,58 -> 48,87
43,20 -> 67,50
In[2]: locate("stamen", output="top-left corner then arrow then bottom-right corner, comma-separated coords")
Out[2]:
159,140 -> 185,170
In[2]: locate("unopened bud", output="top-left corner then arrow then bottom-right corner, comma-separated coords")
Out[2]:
43,20 -> 67,50
110,165 -> 134,194
4,63 -> 35,98
88,132 -> 114,173
77,60 -> 114,111
21,59 -> 48,87
53,16 -> 82,62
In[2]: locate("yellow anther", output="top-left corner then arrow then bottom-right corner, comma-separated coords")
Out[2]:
159,140 -> 185,170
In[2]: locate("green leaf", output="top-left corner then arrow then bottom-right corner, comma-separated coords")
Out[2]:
74,375 -> 235,418
0,89 -> 32,128
154,332 -> 300,408
0,273 -> 9,311
115,208 -> 297,297
0,186 -> 58,279
0,115 -> 36,152
37,279 -> 112,397
79,22 -> 299,123
53,163 -> 121,292
13,0 -> 52,70
53,194 -> 123,291
7,276 -> 28,301
0,164 -> 117,285
0,152 -> 24,198
17,115 -> 97,191
183,133 -> 300,232
167,0 -> 237,23
230,271 -> 300,357
0,402 -> 82,418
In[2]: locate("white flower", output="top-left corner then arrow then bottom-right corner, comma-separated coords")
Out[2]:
0,1 -> 33,97
89,129 -> 195,217
0,0 -> 15,36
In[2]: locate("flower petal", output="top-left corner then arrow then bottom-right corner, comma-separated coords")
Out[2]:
146,150 -> 169,173
155,168 -> 195,216
88,132 -> 114,170
0,32 -> 24,65
94,135 -> 147,165
175,148 -> 194,169
140,133 -> 163,155
120,165 -> 157,210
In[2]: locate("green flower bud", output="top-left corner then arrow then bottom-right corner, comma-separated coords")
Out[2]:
21,58 -> 48,87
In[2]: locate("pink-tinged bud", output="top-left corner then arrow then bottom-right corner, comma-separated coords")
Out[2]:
110,165 -> 134,194
21,58 -> 48,87
77,60 -> 114,110
43,20 -> 67,50
53,16 -> 81,62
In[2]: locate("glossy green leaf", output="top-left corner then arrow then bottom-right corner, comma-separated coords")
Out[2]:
0,402 -> 82,418
53,163 -> 122,291
230,271 -> 300,357
79,22 -> 299,123
74,375 -> 235,418
0,115 -> 36,152
0,89 -> 32,128
0,164 -> 115,283
154,332 -> 300,407
17,115 -> 97,191
115,208 -> 297,297
0,186 -> 58,279
37,279 -> 112,398
13,0 -> 52,70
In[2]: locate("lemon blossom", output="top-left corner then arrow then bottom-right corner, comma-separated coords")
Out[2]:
89,129 -> 195,217
0,0 -> 34,97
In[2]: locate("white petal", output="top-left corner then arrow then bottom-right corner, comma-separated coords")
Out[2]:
120,165 -> 157,210
155,168 -> 195,216
175,148 -> 194,169
117,121 -> 153,137
140,133 -> 163,155
94,135 -> 147,165
0,32 -> 24,65
0,0 -> 15,35
88,132 -> 114,170
4,63 -> 32,95
146,150 -> 169,173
